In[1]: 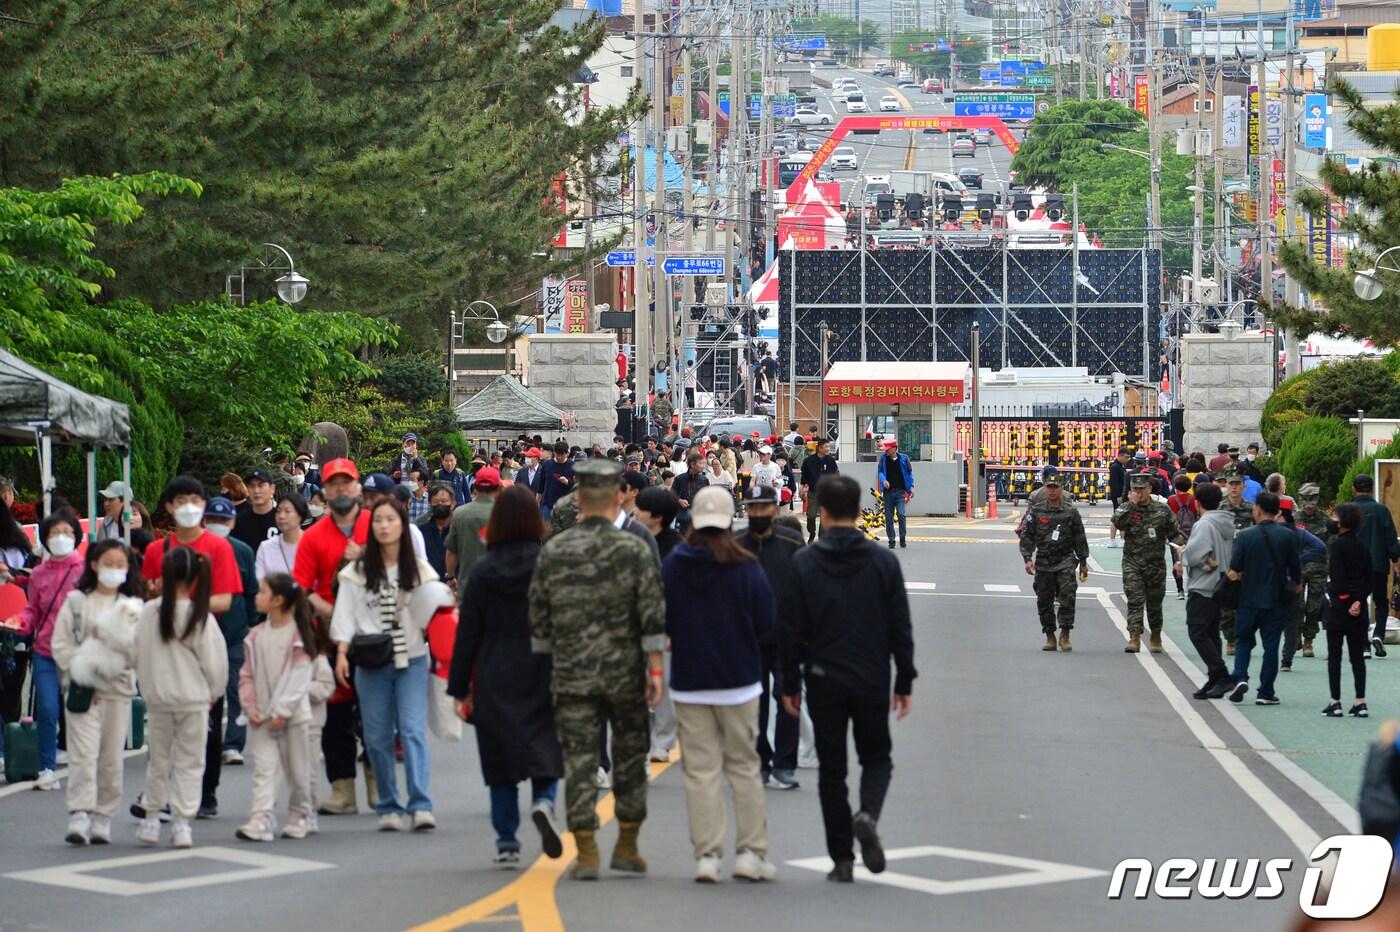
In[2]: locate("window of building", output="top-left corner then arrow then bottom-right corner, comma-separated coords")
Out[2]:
1193,99 -> 1214,113
620,65 -> 633,78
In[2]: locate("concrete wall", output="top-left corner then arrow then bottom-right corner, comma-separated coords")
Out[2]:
1181,333 -> 1274,455
527,334 -> 619,449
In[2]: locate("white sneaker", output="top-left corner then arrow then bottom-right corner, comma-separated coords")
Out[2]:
377,812 -> 407,832
307,813 -> 320,835
33,769 -> 60,791
221,749 -> 245,766
236,813 -> 275,842
89,815 -> 112,844
281,814 -> 311,839
695,854 -> 723,883
411,810 -> 437,831
733,849 -> 777,882
55,750 -> 69,766
65,811 -> 91,846
136,817 -> 162,846
647,748 -> 671,763
797,751 -> 820,770
170,818 -> 193,848
591,767 -> 611,789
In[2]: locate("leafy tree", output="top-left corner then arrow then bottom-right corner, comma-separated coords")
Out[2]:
1335,433 -> 1400,506
377,356 -> 448,407
1275,78 -> 1400,345
1259,368 -> 1322,452
3,1 -> 640,340
790,16 -> 881,55
890,33 -> 987,80
1302,357 -> 1400,421
1277,416 -> 1356,507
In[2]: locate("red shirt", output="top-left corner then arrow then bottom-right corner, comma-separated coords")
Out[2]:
1207,454 -> 1232,473
293,510 -> 371,606
1168,492 -> 1197,517
141,529 -> 240,596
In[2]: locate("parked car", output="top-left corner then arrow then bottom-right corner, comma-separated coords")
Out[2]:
952,137 -> 976,158
879,95 -> 901,112
973,128 -> 992,146
957,167 -> 984,189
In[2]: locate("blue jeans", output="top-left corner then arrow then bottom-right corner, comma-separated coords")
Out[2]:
490,778 -> 558,852
540,505 -> 553,520
1232,605 -> 1286,699
223,642 -> 246,752
33,653 -> 61,772
883,491 -> 907,543
355,655 -> 432,816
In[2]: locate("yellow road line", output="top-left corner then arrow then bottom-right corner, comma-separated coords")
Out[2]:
903,131 -> 916,170
408,751 -> 680,932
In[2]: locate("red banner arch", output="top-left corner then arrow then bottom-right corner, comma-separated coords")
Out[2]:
794,115 -> 1019,189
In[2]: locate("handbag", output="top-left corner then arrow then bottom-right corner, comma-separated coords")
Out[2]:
65,684 -> 94,714
350,633 -> 394,669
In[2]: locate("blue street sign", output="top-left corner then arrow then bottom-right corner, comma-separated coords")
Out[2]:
662,256 -> 725,276
979,67 -> 1000,82
954,93 -> 1035,120
604,250 -> 655,268
778,35 -> 827,51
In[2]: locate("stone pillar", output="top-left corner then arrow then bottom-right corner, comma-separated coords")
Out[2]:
1181,333 -> 1274,455
526,334 -> 620,449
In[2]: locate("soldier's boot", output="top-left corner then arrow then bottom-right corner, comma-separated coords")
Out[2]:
610,821 -> 648,874
1058,628 -> 1072,652
362,760 -> 378,811
1302,639 -> 1314,658
1043,631 -> 1057,651
1148,629 -> 1163,653
318,779 -> 357,816
1124,630 -> 1142,653
572,830 -> 601,881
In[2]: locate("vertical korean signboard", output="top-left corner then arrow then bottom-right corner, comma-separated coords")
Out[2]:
1308,208 -> 1331,269
1271,158 -> 1286,231
542,276 -> 566,333
1133,74 -> 1149,115
1303,94 -> 1328,149
564,279 -> 590,334
1245,86 -> 1260,222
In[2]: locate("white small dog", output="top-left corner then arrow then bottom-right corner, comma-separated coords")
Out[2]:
70,597 -> 142,689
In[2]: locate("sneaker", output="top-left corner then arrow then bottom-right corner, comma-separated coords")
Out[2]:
493,849 -> 521,868
1225,643 -> 1236,657
798,750 -> 820,770
170,819 -> 193,849
592,767 -> 611,789
307,813 -> 320,835
1280,663 -> 1292,673
1191,683 -> 1213,700
222,749 -> 244,766
733,849 -> 777,882
89,815 -> 112,845
827,859 -> 855,883
694,854 -> 722,884
531,802 -> 563,859
236,813 -> 276,842
852,811 -> 885,874
647,748 -> 671,763
130,794 -> 172,823
136,817 -> 162,846
1349,702 -> 1370,718
899,539 -> 907,549
377,813 -> 407,832
1228,681 -> 1249,703
411,810 -> 437,831
55,750 -> 69,766
1176,592 -> 1185,600
1255,695 -> 1280,706
768,769 -> 800,790
1371,638 -> 1387,658
1322,701 -> 1344,717
33,769 -> 60,791
65,811 -> 92,846
1205,681 -> 1233,699
887,540 -> 896,549
197,799 -> 218,820
281,815 -> 311,840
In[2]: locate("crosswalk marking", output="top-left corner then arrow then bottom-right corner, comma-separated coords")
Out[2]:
905,582 -> 937,591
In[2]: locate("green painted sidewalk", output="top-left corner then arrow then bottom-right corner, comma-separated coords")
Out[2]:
1090,541 -> 1394,811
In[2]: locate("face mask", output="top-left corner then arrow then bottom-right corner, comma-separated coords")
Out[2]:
206,523 -> 232,538
97,568 -> 128,589
174,503 -> 204,529
431,504 -> 453,520
47,534 -> 76,557
308,504 -> 326,518
407,480 -> 420,493
294,474 -> 306,487
329,495 -> 357,516
747,516 -> 773,535
527,458 -> 538,468
403,446 -> 414,455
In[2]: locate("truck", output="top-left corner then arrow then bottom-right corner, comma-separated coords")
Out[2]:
890,170 -> 968,201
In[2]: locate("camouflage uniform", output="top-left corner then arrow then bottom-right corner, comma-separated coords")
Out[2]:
529,466 -> 666,833
271,466 -> 298,502
548,489 -> 580,535
1295,485 -> 1336,649
1112,480 -> 1184,637
1018,486 -> 1089,634
1218,476 -> 1255,648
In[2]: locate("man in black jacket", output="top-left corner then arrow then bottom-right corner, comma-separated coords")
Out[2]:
1348,473 -> 1400,657
1107,447 -> 1130,549
799,437 -> 840,542
737,485 -> 805,790
670,451 -> 709,531
781,475 -> 915,883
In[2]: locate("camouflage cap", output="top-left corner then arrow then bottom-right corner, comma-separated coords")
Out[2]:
1129,472 -> 1154,488
575,457 -> 623,488
1222,465 -> 1244,482
1297,482 -> 1321,501
1041,469 -> 1063,486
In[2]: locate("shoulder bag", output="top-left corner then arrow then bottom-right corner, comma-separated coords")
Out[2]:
64,602 -> 94,714
349,584 -> 401,669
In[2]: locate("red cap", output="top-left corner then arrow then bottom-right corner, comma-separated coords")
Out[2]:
321,458 -> 359,483
527,448 -> 541,458
752,431 -> 761,437
473,467 -> 502,490
1279,495 -> 1296,511
732,434 -> 743,443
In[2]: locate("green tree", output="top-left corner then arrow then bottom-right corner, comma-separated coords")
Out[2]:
1277,416 -> 1357,507
890,33 -> 987,80
1302,357 -> 1400,421
790,16 -> 881,55
1275,79 -> 1400,345
1260,368 -> 1322,451
3,1 -> 639,341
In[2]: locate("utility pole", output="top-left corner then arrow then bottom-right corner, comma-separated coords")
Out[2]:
705,13 -> 719,254
970,322 -> 981,515
1147,25 -> 1161,255
654,6 -> 669,408
759,3 -> 776,270
1257,54 -> 1271,341
724,9 -> 742,302
682,11 -> 694,258
1192,47 -> 1206,289
1051,4 -> 1063,105
1282,9 -> 1301,378
632,0 -> 651,428
1212,52 -> 1224,285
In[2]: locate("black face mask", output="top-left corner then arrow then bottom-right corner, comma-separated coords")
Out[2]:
747,515 -> 773,535
430,504 -> 453,519
328,495 -> 357,516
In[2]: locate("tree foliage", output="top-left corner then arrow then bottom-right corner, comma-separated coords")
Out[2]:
1275,78 -> 1400,345
1302,356 -> 1400,421
790,16 -> 882,55
1277,416 -> 1357,508
1259,368 -> 1322,452
3,1 -> 640,341
1335,433 -> 1400,506
889,33 -> 987,78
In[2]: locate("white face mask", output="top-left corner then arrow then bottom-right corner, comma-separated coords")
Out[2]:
308,504 -> 326,518
97,568 -> 128,589
173,503 -> 205,529
527,458 -> 538,468
407,480 -> 420,493
293,474 -> 306,487
47,534 -> 76,557
206,523 -> 232,538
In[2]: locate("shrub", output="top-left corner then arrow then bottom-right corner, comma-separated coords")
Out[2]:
1303,357 -> 1400,421
376,355 -> 446,406
1277,417 -> 1357,508
1260,369 -> 1320,452
1334,432 -> 1400,505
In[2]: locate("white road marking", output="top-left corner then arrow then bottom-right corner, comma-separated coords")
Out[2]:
4,846 -> 334,896
786,845 -> 1106,895
905,582 -> 937,591
984,584 -> 1020,593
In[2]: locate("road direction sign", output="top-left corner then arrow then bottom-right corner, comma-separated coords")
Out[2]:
778,35 -> 826,50
662,256 -> 725,276
953,93 -> 1036,121
1026,75 -> 1053,88
605,250 -> 655,268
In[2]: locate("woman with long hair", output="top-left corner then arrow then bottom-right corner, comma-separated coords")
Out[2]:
330,499 -> 452,832
448,484 -> 564,866
661,486 -> 776,883
255,495 -> 309,581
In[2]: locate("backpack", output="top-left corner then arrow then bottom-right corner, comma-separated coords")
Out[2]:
1172,493 -> 1198,535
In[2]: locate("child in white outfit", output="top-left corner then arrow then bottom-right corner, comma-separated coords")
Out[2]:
236,573 -> 327,841
50,540 -> 144,846
136,547 -> 229,849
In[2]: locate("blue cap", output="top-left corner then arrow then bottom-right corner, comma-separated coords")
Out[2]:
204,497 -> 237,520
363,473 -> 397,493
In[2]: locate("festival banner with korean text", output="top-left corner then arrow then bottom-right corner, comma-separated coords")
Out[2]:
564,279 -> 590,334
824,380 -> 966,404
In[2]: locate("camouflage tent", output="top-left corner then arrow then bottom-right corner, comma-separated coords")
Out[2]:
453,374 -> 567,432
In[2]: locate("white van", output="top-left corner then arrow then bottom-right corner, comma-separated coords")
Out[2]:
830,146 -> 859,170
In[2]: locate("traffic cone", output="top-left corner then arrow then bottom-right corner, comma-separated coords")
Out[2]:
988,485 -> 998,519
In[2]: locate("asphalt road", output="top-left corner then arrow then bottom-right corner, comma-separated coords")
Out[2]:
0,507 -> 1355,931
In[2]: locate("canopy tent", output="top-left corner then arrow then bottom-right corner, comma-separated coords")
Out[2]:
454,375 -> 569,432
0,347 -> 133,541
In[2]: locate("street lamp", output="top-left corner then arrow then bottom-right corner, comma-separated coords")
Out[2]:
1353,246 -> 1400,300
275,271 -> 310,305
226,242 -> 310,306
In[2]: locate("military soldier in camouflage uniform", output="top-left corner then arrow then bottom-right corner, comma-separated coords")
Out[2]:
529,458 -> 666,880
1018,470 -> 1089,652
1113,473 -> 1185,653
548,488 -> 580,535
1294,483 -> 1335,658
1218,467 -> 1255,655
